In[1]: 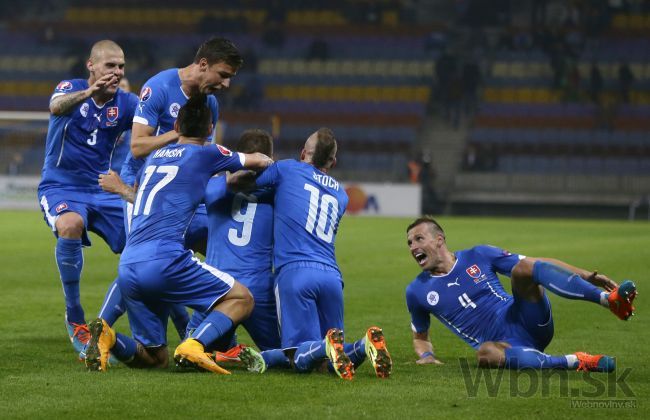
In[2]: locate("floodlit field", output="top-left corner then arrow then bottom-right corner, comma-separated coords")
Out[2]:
0,211 -> 647,418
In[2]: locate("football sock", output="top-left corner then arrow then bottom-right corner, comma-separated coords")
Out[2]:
293,340 -> 327,372
56,237 -> 85,324
111,332 -> 137,362
189,310 -> 233,348
345,338 -> 367,367
185,310 -> 205,337
565,354 -> 579,369
97,279 -> 125,326
261,349 -> 291,369
532,261 -> 602,304
505,346 -> 569,369
169,304 -> 190,341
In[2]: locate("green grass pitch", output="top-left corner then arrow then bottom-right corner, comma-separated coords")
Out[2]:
0,211 -> 647,418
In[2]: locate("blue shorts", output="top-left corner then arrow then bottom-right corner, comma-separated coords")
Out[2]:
118,251 -> 234,347
274,261 -> 344,350
187,272 -> 280,351
38,186 -> 125,253
495,293 -> 554,351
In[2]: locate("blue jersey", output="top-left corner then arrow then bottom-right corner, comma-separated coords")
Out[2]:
120,144 -> 244,265
40,79 -> 138,190
111,130 -> 131,175
256,160 -> 348,272
406,245 -> 524,349
204,175 -> 274,299
123,68 -> 220,182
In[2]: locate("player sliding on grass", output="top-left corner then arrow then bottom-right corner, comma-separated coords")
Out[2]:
85,94 -> 272,373
405,216 -> 636,372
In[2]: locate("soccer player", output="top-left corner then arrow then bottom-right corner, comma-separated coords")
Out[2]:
85,94 -> 272,373
248,128 -> 393,380
95,37 -> 243,334
405,216 -> 637,371
37,40 -> 138,356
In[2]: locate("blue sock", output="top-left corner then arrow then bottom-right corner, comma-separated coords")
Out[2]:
293,340 -> 327,372
345,339 -> 367,367
505,346 -> 568,369
56,237 -> 84,324
261,349 -> 291,369
111,332 -> 137,362
189,311 -> 233,348
533,261 -> 602,304
97,279 -> 125,326
185,310 -> 206,338
169,304 -> 190,340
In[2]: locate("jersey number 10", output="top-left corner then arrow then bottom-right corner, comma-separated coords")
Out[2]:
304,184 -> 338,244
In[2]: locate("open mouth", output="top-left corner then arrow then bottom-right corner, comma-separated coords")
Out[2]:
414,252 -> 427,265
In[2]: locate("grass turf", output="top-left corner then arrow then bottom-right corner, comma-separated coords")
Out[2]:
0,211 -> 647,419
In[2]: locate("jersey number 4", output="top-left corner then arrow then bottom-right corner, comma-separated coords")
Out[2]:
133,165 -> 179,216
304,184 -> 338,244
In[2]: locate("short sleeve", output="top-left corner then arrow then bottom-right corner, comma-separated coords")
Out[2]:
50,80 -> 84,102
474,245 -> 524,276
133,83 -> 164,128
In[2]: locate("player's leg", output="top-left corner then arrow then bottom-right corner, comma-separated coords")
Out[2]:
287,265 -> 354,380
39,189 -> 92,354
171,254 -> 257,374
515,259 -> 637,320
477,342 -> 615,372
274,266 -> 329,372
86,262 -> 170,371
242,298 -> 291,369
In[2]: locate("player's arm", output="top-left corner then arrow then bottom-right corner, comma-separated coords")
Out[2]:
413,331 -> 443,365
98,170 -> 135,203
241,152 -> 273,171
130,122 -> 180,159
50,74 -> 118,116
517,257 -> 617,292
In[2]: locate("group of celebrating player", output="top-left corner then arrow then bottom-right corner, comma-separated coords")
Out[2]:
38,36 -> 637,380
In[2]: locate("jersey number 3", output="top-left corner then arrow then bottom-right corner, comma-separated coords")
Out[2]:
133,165 -> 179,216
304,184 -> 338,243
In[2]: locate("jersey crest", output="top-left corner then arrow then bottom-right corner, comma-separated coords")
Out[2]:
466,264 -> 481,278
107,107 -> 119,123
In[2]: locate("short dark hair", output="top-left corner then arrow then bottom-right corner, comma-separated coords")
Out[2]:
312,127 -> 337,169
194,37 -> 243,69
177,94 -> 212,138
236,129 -> 273,156
406,216 -> 445,237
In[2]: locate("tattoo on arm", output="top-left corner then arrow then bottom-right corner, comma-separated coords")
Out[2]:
50,90 -> 89,115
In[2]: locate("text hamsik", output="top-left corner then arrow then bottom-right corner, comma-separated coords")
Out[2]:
153,148 -> 185,159
312,173 -> 339,190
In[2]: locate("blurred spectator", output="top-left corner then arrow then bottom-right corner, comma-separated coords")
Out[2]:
233,76 -> 263,111
462,58 -> 481,116
241,49 -> 259,73
262,21 -> 286,48
564,59 -> 581,102
618,62 -> 635,103
589,63 -> 603,104
531,0 -> 548,27
306,39 -> 330,60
